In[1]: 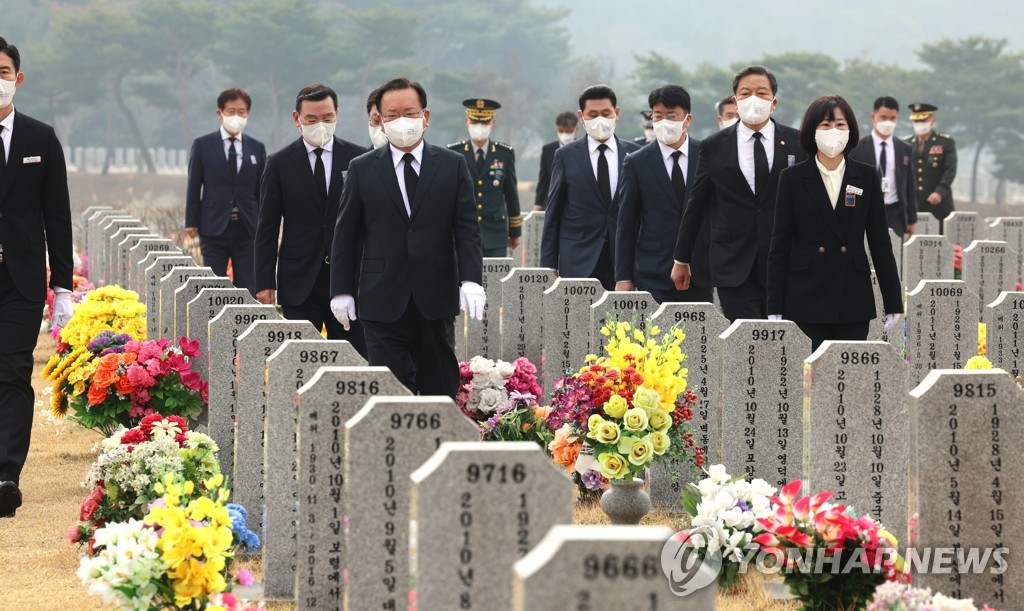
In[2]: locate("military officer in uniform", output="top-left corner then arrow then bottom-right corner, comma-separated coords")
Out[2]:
907,102 -> 957,231
634,110 -> 655,145
448,98 -> 521,257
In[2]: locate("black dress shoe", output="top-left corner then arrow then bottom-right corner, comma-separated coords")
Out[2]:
0,481 -> 22,518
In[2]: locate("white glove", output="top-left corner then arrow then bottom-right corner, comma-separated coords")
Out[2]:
767,314 -> 783,322
459,281 -> 486,321
52,291 -> 73,328
883,312 -> 901,330
330,295 -> 357,331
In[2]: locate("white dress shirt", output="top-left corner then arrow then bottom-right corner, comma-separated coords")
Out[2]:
220,126 -> 243,173
815,156 -> 846,209
472,140 -> 489,159
391,140 -> 424,216
737,119 -> 776,194
0,109 -> 13,162
658,137 -> 689,184
303,137 -> 334,194
871,131 -> 899,205
587,135 -> 618,198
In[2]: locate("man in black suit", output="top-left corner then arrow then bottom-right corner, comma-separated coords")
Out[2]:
616,85 -> 711,304
0,37 -> 73,518
671,65 -> 806,320
716,96 -> 739,130
533,111 -> 577,211
849,96 -> 916,240
254,83 -> 367,355
185,88 -> 266,296
540,85 -> 641,289
330,77 -> 483,398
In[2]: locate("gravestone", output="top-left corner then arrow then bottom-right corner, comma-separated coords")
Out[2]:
344,397 -> 479,610
89,211 -> 132,279
173,277 -> 235,341
263,340 -> 365,600
962,240 -> 1013,318
207,304 -> 279,486
867,270 -> 906,353
541,278 -> 605,395
186,288 -> 256,383
143,256 -> 195,333
511,211 -> 531,266
466,257 -> 515,359
80,206 -> 113,253
108,227 -> 151,286
513,525 -> 717,611
906,280 -> 979,386
806,341 -> 910,545
902,234 -> 953,290
158,266 -> 214,340
99,218 -> 144,284
129,239 -> 180,293
500,267 -> 556,365
295,367 -> 410,611
911,369 -> 1024,606
114,232 -> 158,288
648,302 -> 729,506
719,320 -> 810,487
522,211 -> 545,268
590,291 -> 659,349
410,442 -> 573,611
916,214 -> 940,236
233,319 -> 319,534
988,217 -> 1024,285
944,210 -> 983,248
985,292 -> 1024,381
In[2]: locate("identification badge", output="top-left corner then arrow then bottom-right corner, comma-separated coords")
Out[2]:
881,177 -> 891,193
22,156 -> 41,164
787,154 -> 796,167
845,185 -> 864,196
845,193 -> 857,207
250,154 -> 257,165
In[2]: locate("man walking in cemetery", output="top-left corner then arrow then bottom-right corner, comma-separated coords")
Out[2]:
907,102 -> 957,232
0,37 -> 74,518
671,65 -> 806,320
716,95 -> 739,130
447,98 -> 521,257
330,77 -> 484,398
541,85 -> 641,289
185,88 -> 265,296
366,88 -> 388,149
254,83 -> 367,356
534,111 -> 578,211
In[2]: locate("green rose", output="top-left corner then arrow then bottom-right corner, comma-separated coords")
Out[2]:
632,386 -> 661,413
587,420 -> 621,445
649,432 -> 670,455
598,452 -> 629,479
622,407 -> 649,432
603,395 -> 628,419
648,409 -> 672,432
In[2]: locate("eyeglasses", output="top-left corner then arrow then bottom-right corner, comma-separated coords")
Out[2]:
651,113 -> 689,121
382,110 -> 425,122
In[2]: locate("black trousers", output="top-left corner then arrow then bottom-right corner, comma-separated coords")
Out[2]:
361,297 -> 459,399
281,261 -> 367,358
647,286 -> 713,305
199,218 -> 255,296
795,320 -> 871,353
591,240 -> 615,291
716,262 -> 767,322
883,203 -> 907,238
0,262 -> 44,484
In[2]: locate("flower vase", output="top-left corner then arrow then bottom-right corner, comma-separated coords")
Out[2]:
600,477 -> 651,525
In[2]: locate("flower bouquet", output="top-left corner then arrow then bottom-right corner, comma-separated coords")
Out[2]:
56,284 -> 147,349
456,356 -> 549,444
867,582 -> 1001,610
752,480 -> 903,611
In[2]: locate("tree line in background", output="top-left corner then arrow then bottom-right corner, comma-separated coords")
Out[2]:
8,0 -> 1024,202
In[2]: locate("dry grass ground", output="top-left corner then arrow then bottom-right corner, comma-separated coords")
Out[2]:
1,333 -> 798,610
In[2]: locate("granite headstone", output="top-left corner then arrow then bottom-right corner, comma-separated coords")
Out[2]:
961,240 -> 1013,317
500,267 -> 556,364
541,278 -> 605,395
466,257 -> 515,359
905,280 -> 979,386
903,234 -> 953,290
984,291 -> 1024,381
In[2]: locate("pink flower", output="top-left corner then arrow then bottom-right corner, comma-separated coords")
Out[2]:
179,337 -> 201,358
127,363 -> 156,389
67,524 -> 83,545
236,568 -> 255,586
79,486 -> 104,521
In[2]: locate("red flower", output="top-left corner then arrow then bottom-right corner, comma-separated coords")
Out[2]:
120,428 -> 146,446
178,337 -> 201,358
79,486 -> 105,521
66,524 -> 83,545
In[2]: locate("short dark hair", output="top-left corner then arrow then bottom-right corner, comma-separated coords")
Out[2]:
217,88 -> 251,111
732,65 -> 778,96
798,95 -> 860,157
578,85 -> 617,110
873,96 -> 900,112
715,96 -> 735,116
555,111 -> 578,127
0,37 -> 21,73
374,77 -> 428,112
366,88 -> 379,115
647,85 -> 691,114
295,83 -> 338,113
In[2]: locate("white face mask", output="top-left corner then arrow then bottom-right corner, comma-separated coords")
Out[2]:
736,95 -> 774,125
0,77 -> 17,110
912,121 -> 932,136
814,128 -> 849,159
652,118 -> 688,146
368,125 -> 388,149
300,121 -> 336,148
221,114 -> 247,136
556,131 -> 575,145
874,120 -> 896,137
582,116 -> 616,141
384,116 -> 425,148
467,123 -> 491,142
719,117 -> 739,130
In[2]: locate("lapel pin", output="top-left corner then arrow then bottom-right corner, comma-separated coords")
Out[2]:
780,140 -> 785,146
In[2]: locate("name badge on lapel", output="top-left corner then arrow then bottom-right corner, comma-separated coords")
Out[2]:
787,154 -> 796,167
250,154 -> 257,165
23,156 -> 42,164
844,184 -> 862,208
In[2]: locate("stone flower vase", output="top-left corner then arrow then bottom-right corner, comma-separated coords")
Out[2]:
600,477 -> 651,525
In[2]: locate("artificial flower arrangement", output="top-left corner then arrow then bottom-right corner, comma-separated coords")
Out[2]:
752,480 -> 903,611
45,271 -> 94,330
543,320 -> 703,494
56,284 -> 147,349
964,355 -> 993,370
678,464 -> 777,592
456,356 -> 550,444
867,582 -> 1002,611
977,322 -> 987,357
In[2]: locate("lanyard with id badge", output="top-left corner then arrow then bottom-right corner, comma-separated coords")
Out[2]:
845,185 -> 863,207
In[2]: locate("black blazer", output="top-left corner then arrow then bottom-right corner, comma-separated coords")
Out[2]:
848,135 -> 916,236
254,136 -> 366,306
673,120 -> 806,287
615,138 -> 711,291
534,140 -> 558,209
0,111 -> 73,301
540,136 -> 641,276
185,130 -> 267,237
330,142 -> 482,323
766,157 -> 903,324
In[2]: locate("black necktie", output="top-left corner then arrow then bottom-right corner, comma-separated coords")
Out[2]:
228,137 -> 238,176
670,150 -> 686,206
476,148 -> 486,174
402,152 -> 418,209
878,140 -> 888,179
0,125 -> 7,179
597,143 -> 611,205
752,131 -> 768,196
313,148 -> 327,202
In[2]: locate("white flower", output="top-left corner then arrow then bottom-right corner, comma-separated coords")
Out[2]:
730,479 -> 752,501
477,388 -> 505,413
713,489 -> 736,512
707,463 -> 730,485
495,359 -> 515,378
931,593 -> 977,611
749,478 -> 776,498
469,356 -> 495,374
719,507 -> 745,529
696,477 -> 720,499
722,530 -> 749,563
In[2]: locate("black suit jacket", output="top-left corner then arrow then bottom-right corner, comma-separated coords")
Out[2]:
848,135 -> 916,236
330,142 -> 482,323
766,158 -> 903,323
673,121 -> 806,287
540,136 -> 641,276
254,136 -> 367,306
185,130 -> 267,237
615,138 -> 711,291
0,111 -> 73,301
534,140 -> 558,209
